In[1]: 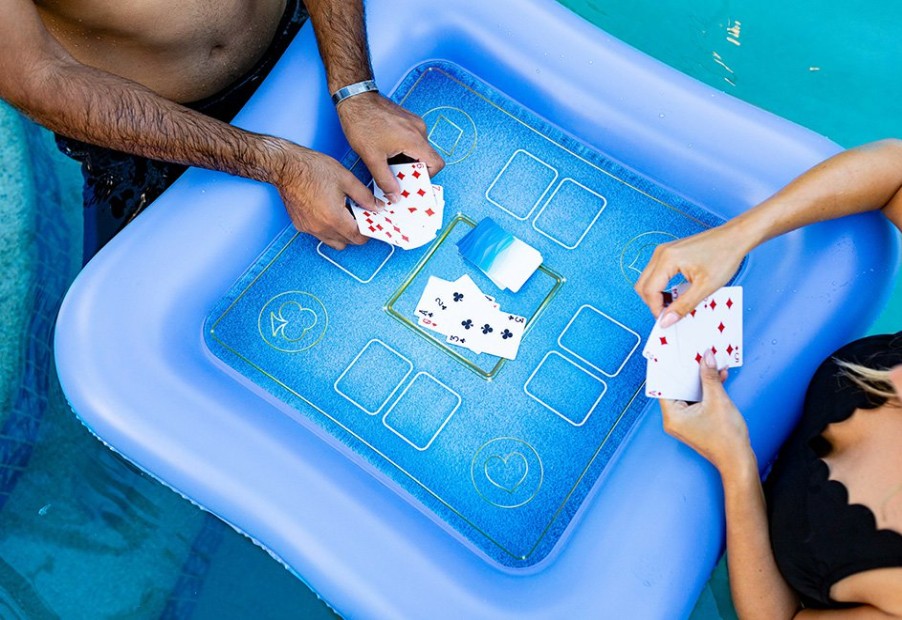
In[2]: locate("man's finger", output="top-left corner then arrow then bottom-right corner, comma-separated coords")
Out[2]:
414,143 -> 445,176
366,157 -> 401,203
321,236 -> 347,251
342,171 -> 381,211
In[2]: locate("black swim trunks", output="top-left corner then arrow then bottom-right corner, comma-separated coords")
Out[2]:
55,0 -> 308,264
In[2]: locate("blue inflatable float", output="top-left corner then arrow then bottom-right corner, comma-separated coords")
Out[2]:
55,0 -> 898,617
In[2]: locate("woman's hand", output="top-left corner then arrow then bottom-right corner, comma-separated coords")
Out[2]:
635,222 -> 751,327
659,351 -> 755,475
336,92 -> 445,202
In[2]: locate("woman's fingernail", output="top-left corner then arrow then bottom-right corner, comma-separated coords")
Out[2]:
659,312 -> 679,329
703,350 -> 716,368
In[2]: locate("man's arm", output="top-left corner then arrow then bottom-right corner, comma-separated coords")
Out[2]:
305,0 -> 444,201
0,0 -> 375,249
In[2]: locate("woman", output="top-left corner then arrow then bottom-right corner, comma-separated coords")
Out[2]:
635,139 -> 902,618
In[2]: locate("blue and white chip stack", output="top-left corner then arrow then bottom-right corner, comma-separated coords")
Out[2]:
457,218 -> 543,293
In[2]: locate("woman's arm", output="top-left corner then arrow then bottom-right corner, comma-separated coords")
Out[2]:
659,354 -> 800,619
636,139 -> 902,322
663,357 -> 902,619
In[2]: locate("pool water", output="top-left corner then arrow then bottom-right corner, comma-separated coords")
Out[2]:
0,1 -> 898,618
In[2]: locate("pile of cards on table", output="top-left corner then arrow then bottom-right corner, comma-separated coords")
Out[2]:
414,275 -> 527,360
348,161 -> 445,250
644,284 -> 743,402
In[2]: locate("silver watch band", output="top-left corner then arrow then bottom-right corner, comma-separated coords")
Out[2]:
331,79 -> 379,106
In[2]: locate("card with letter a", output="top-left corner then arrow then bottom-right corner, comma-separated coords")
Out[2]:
644,285 -> 743,401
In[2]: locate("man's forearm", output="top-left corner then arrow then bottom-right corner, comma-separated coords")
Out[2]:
12,55 -> 301,188
305,0 -> 373,93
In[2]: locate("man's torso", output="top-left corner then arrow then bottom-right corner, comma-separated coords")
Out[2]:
34,0 -> 288,102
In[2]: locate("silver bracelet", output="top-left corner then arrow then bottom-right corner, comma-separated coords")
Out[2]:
331,79 -> 379,106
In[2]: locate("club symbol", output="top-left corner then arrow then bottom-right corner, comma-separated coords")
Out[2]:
501,329 -> 513,340
481,324 -> 494,335
461,319 -> 473,329
453,292 -> 464,302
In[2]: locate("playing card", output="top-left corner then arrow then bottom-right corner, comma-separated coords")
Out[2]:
645,353 -> 702,402
678,287 -> 743,368
642,282 -> 690,359
469,310 -> 527,359
413,274 -> 527,359
414,275 -> 492,337
644,285 -> 743,401
349,167 -> 446,250
374,163 -> 443,235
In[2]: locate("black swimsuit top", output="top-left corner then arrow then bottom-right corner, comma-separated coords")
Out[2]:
765,332 -> 902,609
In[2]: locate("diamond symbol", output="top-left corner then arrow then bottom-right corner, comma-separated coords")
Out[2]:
425,208 -> 435,217
726,345 -> 734,355
397,172 -> 405,180
726,298 -> 733,309
710,300 -> 717,310
417,189 -> 426,197
412,170 -> 421,178
710,346 -> 717,355
659,336 -> 668,346
401,190 -> 410,198
718,322 -> 725,333
695,353 -> 703,364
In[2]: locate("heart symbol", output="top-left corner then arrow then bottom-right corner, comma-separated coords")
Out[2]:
484,452 -> 529,494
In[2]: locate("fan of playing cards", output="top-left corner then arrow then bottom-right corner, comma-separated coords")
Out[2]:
348,161 -> 445,250
644,284 -> 743,402
414,275 -> 527,360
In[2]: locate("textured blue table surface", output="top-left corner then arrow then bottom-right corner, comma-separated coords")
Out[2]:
205,62 -> 724,567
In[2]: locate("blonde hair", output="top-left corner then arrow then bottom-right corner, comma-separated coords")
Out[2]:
835,359 -> 900,403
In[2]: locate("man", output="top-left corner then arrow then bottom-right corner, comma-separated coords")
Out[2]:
0,0 -> 444,259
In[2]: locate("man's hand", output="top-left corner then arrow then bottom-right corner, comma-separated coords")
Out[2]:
274,143 -> 379,250
337,91 -> 445,202
634,222 -> 750,326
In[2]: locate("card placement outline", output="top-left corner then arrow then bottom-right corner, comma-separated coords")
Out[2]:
382,371 -> 462,451
334,339 -> 414,416
523,351 -> 609,427
532,178 -> 608,250
384,214 -> 564,380
557,305 -> 641,378
485,149 -> 559,221
316,240 -> 395,284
